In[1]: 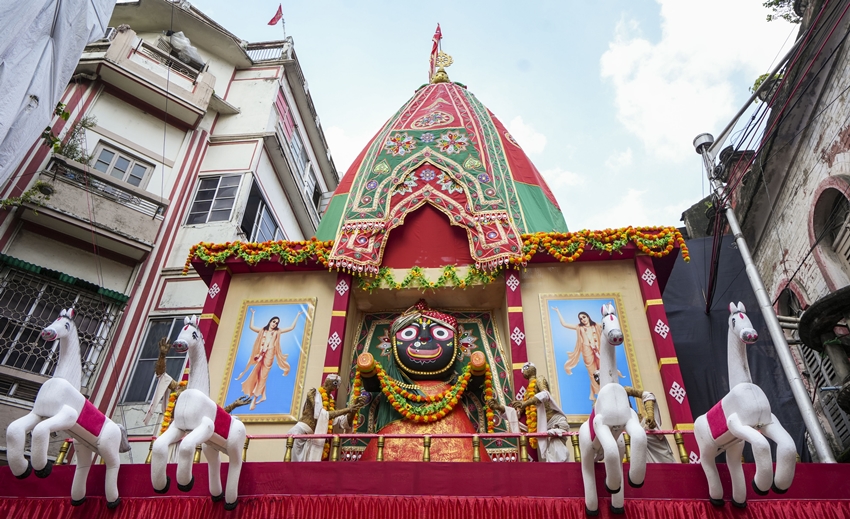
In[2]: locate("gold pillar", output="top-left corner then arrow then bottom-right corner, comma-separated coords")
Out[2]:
519,435 -> 529,462
284,437 -> 294,462
145,439 -> 154,464
331,436 -> 341,462
422,435 -> 431,462
571,434 -> 581,462
674,432 -> 688,464
194,445 -> 202,464
55,441 -> 71,465
377,436 -> 385,461
242,437 -> 250,462
471,435 -> 480,462
623,433 -> 631,463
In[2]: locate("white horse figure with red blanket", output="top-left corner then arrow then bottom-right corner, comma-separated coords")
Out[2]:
694,302 -> 796,507
150,315 -> 246,511
6,308 -> 127,508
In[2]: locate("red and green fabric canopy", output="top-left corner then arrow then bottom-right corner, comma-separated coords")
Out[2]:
316,82 -> 567,272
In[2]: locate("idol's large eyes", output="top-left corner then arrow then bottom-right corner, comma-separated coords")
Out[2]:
431,326 -> 453,341
397,325 -> 418,341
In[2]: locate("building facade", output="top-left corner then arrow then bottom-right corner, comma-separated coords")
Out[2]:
0,0 -> 339,464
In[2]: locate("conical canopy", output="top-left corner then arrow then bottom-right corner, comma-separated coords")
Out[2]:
316,81 -> 567,272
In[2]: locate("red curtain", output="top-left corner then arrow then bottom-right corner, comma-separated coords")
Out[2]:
3,495 -> 850,519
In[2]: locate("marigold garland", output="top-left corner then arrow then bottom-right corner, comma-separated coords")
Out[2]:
350,372 -> 364,430
365,361 -> 495,433
524,378 -> 538,449
159,380 -> 188,435
181,227 -> 688,278
319,386 -> 334,460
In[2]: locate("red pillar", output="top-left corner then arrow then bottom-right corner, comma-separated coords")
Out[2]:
634,255 -> 699,462
199,266 -> 232,360
505,270 -> 529,400
322,272 -> 353,385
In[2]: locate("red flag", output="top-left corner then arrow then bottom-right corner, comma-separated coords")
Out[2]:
429,24 -> 442,82
268,4 -> 283,26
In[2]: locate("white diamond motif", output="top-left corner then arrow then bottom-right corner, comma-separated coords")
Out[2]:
510,327 -> 525,346
669,381 -> 686,404
689,451 -> 700,464
642,268 -> 657,286
654,319 -> 670,339
506,273 -> 520,292
208,283 -> 220,299
328,332 -> 342,351
516,386 -> 527,401
335,279 -> 349,296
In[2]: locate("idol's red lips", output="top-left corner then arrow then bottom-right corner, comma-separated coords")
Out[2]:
408,347 -> 442,359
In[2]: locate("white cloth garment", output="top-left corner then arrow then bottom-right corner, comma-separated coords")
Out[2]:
290,392 -> 330,461
534,390 -> 570,462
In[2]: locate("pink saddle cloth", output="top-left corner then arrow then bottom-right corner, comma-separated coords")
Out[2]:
214,406 -> 231,439
77,400 -> 106,437
706,400 -> 728,440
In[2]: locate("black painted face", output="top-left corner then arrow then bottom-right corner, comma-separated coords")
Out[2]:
393,316 -> 457,377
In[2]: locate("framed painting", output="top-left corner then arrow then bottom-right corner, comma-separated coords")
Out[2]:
218,298 -> 316,423
539,293 -> 642,422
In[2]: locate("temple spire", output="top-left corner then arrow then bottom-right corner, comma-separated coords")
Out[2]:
428,24 -> 453,84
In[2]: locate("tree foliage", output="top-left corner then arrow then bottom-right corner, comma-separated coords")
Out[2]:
764,0 -> 802,23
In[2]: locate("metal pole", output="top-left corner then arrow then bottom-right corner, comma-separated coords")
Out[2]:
695,134 -> 836,463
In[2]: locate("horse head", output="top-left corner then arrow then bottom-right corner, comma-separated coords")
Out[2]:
728,302 -> 758,344
172,315 -> 203,354
41,308 -> 77,342
600,303 -> 624,346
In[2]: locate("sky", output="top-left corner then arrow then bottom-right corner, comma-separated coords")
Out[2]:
190,0 -> 798,231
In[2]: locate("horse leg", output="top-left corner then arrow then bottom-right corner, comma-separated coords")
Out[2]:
177,417 -> 215,491
203,443 -> 223,500
762,414 -> 796,492
152,426 -> 184,492
6,412 -> 40,477
99,423 -> 122,507
725,439 -> 746,507
30,405 -> 77,475
609,436 -> 625,514
579,424 -> 599,515
223,426 -> 246,509
695,418 -> 723,505
625,414 -> 647,487
593,421 -> 622,495
727,414 -> 771,494
70,443 -> 94,505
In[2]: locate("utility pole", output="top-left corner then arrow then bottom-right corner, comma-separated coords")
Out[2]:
694,132 -> 836,463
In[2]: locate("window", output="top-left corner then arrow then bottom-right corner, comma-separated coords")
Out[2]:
0,267 -> 119,393
186,175 -> 242,225
122,318 -> 188,403
241,181 -> 284,242
290,131 -> 309,175
92,144 -> 153,188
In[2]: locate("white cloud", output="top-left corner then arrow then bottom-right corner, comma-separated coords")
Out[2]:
541,167 -> 586,189
325,126 -> 365,177
507,116 -> 547,154
600,0 -> 796,162
605,148 -> 633,170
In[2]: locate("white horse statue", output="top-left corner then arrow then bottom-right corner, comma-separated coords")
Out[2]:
694,302 -> 796,507
150,315 -> 246,510
578,303 -> 647,516
6,308 -> 127,508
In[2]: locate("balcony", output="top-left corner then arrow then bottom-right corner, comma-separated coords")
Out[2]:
78,28 -> 215,129
21,155 -> 170,261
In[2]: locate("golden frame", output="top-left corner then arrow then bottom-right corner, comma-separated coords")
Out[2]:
218,298 -> 316,423
539,292 -> 642,423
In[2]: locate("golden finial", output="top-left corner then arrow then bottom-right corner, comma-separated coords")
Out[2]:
431,51 -> 453,84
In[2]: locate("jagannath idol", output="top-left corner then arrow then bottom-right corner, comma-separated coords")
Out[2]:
350,300 -> 499,461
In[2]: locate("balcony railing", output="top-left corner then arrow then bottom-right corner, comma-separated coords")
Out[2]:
56,430 -> 695,465
45,156 -> 168,219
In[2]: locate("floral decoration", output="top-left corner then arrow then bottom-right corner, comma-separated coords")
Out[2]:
159,380 -> 189,435
419,168 -> 437,181
437,130 -> 469,154
420,133 -> 435,143
385,133 -> 416,156
319,386 -> 334,460
524,378 -> 538,449
182,227 -> 688,279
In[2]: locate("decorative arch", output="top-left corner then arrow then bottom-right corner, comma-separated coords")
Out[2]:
808,175 -> 850,291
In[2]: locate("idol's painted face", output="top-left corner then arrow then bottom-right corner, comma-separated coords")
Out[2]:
393,316 -> 457,377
